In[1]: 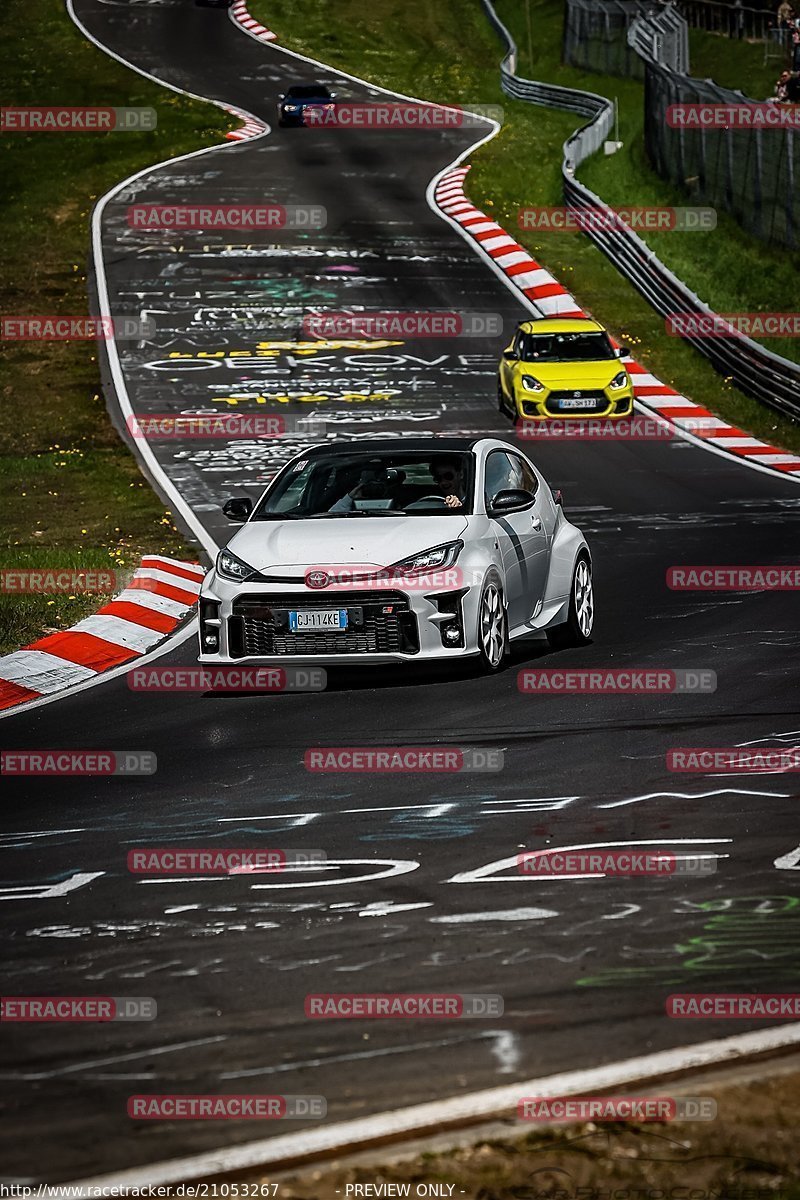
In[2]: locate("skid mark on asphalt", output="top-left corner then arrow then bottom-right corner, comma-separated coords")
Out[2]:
0,1036 -> 228,1081
217,1032 -> 508,1081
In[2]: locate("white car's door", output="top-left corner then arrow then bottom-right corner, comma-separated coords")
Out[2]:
483,449 -> 550,628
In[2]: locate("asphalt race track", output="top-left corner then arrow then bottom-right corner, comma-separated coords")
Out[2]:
1,0 -> 799,1183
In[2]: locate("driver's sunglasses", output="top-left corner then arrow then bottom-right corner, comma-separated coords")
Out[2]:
433,469 -> 457,482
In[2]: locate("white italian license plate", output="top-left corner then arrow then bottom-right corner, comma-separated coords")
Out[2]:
289,609 -> 348,632
559,397 -> 590,410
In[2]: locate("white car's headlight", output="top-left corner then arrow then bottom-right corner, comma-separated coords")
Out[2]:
522,375 -> 545,392
609,370 -> 629,390
216,549 -> 255,582
390,541 -> 463,575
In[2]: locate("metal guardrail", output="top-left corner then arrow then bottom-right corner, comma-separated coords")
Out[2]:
628,4 -> 690,73
479,0 -> 800,421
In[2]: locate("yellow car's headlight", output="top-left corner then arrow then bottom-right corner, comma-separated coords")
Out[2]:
522,375 -> 545,393
609,371 -> 629,390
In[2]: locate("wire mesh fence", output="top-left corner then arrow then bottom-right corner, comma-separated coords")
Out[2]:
565,0 -> 798,248
564,0 -> 689,75
563,0 -> 653,77
676,0 -> 778,41
642,62 -> 799,248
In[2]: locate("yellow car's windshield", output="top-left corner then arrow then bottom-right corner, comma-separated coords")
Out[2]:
519,331 -> 616,362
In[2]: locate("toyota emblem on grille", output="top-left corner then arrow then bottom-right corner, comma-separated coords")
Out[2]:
306,570 -> 330,589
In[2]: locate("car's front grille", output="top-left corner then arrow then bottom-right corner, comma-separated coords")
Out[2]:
229,592 -> 419,657
545,391 -> 609,414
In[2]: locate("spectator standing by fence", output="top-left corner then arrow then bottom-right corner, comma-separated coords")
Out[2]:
772,68 -> 791,98
792,19 -> 800,67
777,0 -> 794,29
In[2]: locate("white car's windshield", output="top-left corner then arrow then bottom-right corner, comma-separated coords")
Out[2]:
253,451 -> 474,519
519,331 -> 615,362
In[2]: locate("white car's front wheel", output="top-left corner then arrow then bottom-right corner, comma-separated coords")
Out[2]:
477,578 -> 508,673
546,554 -> 594,649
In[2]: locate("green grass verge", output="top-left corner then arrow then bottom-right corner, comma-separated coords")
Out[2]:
689,26 -> 789,97
0,0 -> 234,654
250,0 -> 800,458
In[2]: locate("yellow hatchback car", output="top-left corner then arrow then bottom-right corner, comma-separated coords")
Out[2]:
497,318 -> 634,421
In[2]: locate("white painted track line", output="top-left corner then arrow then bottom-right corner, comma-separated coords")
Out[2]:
70,1023 -> 800,1188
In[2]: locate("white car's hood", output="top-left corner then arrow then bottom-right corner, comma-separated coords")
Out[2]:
227,514 -> 469,574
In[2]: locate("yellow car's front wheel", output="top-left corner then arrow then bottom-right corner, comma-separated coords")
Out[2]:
497,378 -> 516,422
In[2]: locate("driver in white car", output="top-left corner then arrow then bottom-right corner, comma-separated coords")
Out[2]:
328,458 -> 464,512
428,456 -> 464,509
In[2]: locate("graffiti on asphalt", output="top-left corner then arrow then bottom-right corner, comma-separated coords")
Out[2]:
577,895 -> 800,987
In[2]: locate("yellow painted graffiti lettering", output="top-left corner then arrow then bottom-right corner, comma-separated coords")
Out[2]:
253,340 -> 403,354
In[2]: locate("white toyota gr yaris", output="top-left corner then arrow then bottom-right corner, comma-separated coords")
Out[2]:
198,436 -> 593,673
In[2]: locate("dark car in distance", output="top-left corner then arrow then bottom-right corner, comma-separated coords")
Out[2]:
278,84 -> 337,127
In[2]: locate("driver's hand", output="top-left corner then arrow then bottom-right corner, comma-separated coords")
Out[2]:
444,494 -> 463,508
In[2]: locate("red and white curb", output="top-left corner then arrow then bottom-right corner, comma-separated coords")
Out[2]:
0,556 -> 205,712
224,3 -> 274,138
435,167 -> 800,480
230,0 -> 277,44
223,100 -> 268,142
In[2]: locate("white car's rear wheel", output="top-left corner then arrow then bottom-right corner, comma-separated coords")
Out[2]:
546,555 -> 594,649
477,579 -> 508,672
